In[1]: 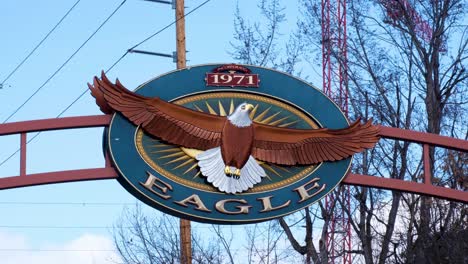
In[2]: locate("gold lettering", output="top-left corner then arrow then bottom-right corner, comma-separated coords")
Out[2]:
140,172 -> 173,200
174,194 -> 211,212
215,199 -> 251,215
294,178 -> 326,203
257,196 -> 291,213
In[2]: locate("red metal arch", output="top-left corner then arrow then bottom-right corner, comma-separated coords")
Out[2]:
0,115 -> 467,203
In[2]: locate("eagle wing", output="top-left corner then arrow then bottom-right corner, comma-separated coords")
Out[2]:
252,119 -> 380,165
88,72 -> 226,150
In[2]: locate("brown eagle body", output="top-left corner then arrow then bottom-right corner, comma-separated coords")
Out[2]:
88,72 -> 381,193
221,121 -> 254,170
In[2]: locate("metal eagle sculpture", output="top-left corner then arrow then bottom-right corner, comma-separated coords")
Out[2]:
89,72 -> 380,194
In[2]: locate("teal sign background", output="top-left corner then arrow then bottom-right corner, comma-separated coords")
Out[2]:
107,64 -> 351,224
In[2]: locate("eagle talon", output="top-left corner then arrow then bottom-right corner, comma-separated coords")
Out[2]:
230,169 -> 241,179
224,166 -> 231,175
224,166 -> 241,179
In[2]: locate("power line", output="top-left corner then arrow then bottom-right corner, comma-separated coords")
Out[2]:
0,133 -> 37,168
0,247 -> 299,253
0,0 -> 128,168
0,225 -> 122,229
0,0 -> 213,169
129,0 -> 212,50
0,225 -> 130,229
0,249 -> 116,252
0,225 -> 320,230
2,0 -> 128,124
0,201 -> 136,205
57,0 -> 213,115
0,0 -> 82,88
42,0 -> 213,119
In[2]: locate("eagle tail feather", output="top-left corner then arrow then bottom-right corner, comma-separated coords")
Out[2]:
196,148 -> 266,194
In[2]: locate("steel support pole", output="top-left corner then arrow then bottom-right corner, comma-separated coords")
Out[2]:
175,1 -> 191,264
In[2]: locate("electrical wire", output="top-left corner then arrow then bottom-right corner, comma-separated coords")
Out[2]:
0,201 -> 136,205
0,224 -> 320,230
57,0 -> 213,116
0,0 -> 213,168
0,248 -> 296,252
0,0 -> 82,88
0,225 -> 124,229
129,0 -> 212,50
59,0 -> 213,114
0,249 -> 116,252
0,247 -> 298,252
2,0 -> 128,124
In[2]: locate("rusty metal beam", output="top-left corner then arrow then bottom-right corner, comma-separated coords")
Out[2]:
378,125 -> 468,152
343,173 -> 467,203
0,168 -> 118,190
0,115 -> 466,203
0,115 -> 112,136
423,144 -> 431,184
20,133 -> 27,176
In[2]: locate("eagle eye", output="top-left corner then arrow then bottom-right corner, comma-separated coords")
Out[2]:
241,106 -> 246,110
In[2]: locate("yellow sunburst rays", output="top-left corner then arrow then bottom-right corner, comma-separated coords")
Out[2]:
152,100 -> 300,180
150,144 -> 202,179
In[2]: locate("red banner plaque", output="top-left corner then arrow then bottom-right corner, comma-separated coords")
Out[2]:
206,64 -> 259,87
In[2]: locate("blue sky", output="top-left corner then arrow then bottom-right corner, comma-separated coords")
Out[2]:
0,0 -> 304,263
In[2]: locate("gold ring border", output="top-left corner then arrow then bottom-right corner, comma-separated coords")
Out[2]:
108,64 -> 354,223
135,92 -> 320,194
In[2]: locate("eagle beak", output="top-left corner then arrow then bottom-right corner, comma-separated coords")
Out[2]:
246,104 -> 254,111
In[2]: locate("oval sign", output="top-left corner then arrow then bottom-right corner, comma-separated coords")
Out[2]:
107,64 -> 351,224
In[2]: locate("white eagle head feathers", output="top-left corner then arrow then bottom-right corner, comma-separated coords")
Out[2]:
227,103 -> 255,127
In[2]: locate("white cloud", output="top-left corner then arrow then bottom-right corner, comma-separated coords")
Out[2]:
0,231 -> 122,264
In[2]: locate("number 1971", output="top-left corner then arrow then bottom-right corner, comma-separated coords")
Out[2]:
206,73 -> 259,87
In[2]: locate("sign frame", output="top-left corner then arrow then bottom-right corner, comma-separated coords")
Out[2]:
106,63 -> 352,224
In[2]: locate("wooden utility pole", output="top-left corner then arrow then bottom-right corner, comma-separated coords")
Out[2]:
176,0 -> 186,69
176,0 -> 191,264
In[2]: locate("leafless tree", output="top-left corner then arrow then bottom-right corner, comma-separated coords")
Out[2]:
242,221 -> 296,264
113,205 -> 226,264
231,0 -> 467,263
231,0 -> 306,74
114,206 -> 297,264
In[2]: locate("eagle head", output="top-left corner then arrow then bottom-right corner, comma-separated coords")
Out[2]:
227,103 -> 255,127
